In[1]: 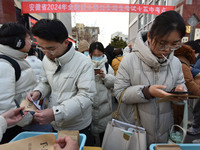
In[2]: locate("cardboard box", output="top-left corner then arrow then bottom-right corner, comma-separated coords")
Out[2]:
57,130 -> 79,143
155,144 -> 182,150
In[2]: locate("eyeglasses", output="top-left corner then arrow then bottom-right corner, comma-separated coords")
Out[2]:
158,42 -> 182,51
26,38 -> 33,45
36,45 -> 58,55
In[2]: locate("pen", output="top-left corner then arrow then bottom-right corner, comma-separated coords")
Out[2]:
14,99 -> 24,116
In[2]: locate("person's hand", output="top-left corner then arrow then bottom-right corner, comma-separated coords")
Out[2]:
34,109 -> 55,125
99,69 -> 105,78
54,136 -> 79,150
170,84 -> 187,102
1,107 -> 27,127
26,91 -> 41,101
149,85 -> 170,98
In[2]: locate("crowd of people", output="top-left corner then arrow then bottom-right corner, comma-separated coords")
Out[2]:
1,10 -> 200,150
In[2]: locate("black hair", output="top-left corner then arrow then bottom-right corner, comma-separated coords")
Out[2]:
185,40 -> 200,53
28,46 -> 36,56
31,19 -> 68,43
149,11 -> 186,45
0,23 -> 30,47
113,48 -> 123,57
89,42 -> 105,54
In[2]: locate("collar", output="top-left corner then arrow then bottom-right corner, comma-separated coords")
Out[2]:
0,44 -> 27,59
54,42 -> 75,67
133,31 -> 174,69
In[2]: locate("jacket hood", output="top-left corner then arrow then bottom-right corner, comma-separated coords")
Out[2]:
0,44 -> 27,59
133,31 -> 174,69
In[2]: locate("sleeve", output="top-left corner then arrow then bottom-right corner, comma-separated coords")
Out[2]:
194,58 -> 200,69
0,116 -> 7,142
114,56 -> 149,105
182,64 -> 200,96
0,62 -> 16,112
33,63 -> 51,99
0,62 -> 33,127
190,67 -> 200,78
52,62 -> 96,122
111,59 -> 118,75
103,64 -> 115,89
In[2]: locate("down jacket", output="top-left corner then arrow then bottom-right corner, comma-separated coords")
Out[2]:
34,43 -> 96,131
0,116 -> 6,142
25,55 -> 42,82
114,31 -> 185,146
91,55 -> 115,135
0,44 -> 37,127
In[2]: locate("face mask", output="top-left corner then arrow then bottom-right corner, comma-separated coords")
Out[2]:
83,51 -> 89,56
92,55 -> 103,62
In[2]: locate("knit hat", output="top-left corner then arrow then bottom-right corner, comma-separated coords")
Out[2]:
78,40 -> 89,53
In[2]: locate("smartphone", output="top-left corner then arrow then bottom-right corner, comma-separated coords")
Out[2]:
167,91 -> 192,95
94,68 -> 100,74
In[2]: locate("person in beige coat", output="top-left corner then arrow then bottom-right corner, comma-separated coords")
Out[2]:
114,11 -> 187,147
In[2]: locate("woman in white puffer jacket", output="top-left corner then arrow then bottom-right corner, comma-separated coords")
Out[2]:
89,42 -> 115,144
25,47 -> 42,82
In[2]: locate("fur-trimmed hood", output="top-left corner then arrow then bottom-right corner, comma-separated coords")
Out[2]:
174,44 -> 196,64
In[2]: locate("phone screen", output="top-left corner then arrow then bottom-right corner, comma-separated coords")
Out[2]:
167,91 -> 192,95
94,69 -> 100,74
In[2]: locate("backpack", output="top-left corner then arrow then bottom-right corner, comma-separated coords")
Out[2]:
0,55 -> 21,81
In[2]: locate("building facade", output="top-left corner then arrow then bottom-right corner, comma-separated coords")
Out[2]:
128,0 -> 180,42
72,23 -> 100,46
175,0 -> 200,42
0,0 -> 72,36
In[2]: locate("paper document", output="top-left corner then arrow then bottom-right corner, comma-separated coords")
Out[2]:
157,94 -> 200,103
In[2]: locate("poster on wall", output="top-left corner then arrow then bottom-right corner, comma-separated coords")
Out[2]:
194,28 -> 200,41
182,37 -> 189,43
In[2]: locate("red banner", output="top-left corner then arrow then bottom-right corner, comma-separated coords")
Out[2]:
21,2 -> 175,15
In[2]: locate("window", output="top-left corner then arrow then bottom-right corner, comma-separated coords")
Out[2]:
155,0 -> 161,5
144,14 -> 148,25
53,13 -> 57,19
186,0 -> 192,4
139,0 -> 145,4
163,0 -> 167,5
138,16 -> 144,29
148,14 -> 152,22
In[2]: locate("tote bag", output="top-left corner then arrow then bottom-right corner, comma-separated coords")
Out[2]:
102,90 -> 147,150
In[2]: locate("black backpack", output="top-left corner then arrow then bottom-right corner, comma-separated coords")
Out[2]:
0,55 -> 21,81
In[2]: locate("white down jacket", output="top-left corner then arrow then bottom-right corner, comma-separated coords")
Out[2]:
91,55 -> 115,135
25,55 -> 42,82
0,116 -> 7,142
114,31 -> 186,146
0,44 -> 37,126
34,43 -> 96,131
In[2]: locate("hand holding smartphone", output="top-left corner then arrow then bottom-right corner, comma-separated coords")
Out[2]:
94,68 -> 100,74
